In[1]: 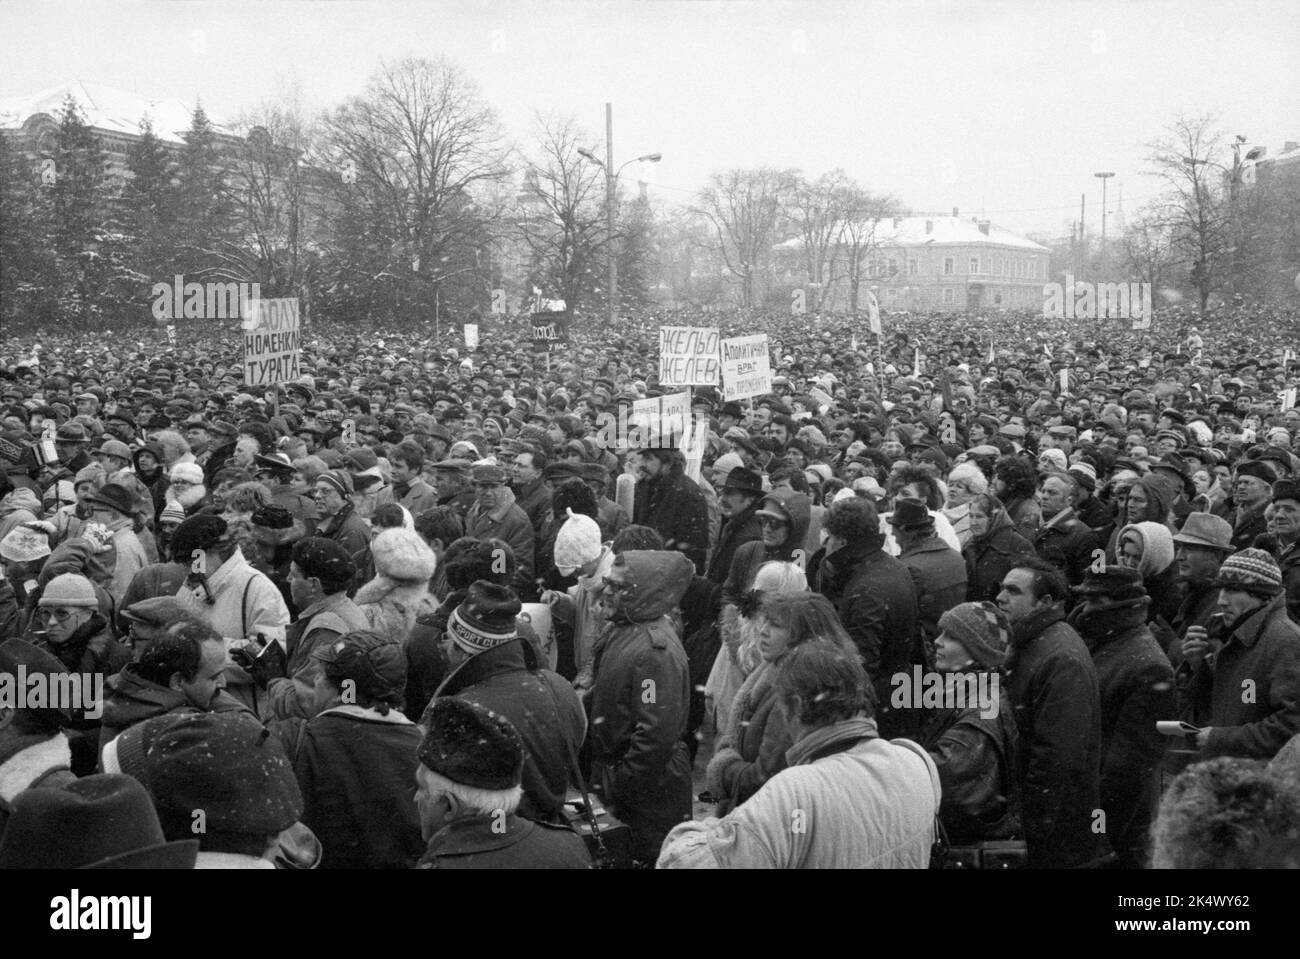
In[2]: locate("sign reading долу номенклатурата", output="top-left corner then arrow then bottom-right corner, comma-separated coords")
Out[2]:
242,298 -> 300,387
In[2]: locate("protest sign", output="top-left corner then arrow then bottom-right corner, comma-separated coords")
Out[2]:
721,334 -> 772,400
464,323 -> 479,349
659,392 -> 691,447
242,298 -> 300,387
866,289 -> 882,335
659,326 -> 720,387
531,311 -> 569,353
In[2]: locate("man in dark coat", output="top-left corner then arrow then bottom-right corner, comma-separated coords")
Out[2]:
705,467 -> 764,585
588,550 -> 694,864
414,698 -> 590,869
1225,460 -> 1276,553
632,448 -> 710,574
998,557 -> 1112,868
813,496 -> 923,738
464,462 -> 535,599
275,630 -> 425,869
431,581 -> 585,824
1070,567 -> 1174,869
1033,472 -> 1102,596
1177,548 -> 1300,759
891,497 -> 967,664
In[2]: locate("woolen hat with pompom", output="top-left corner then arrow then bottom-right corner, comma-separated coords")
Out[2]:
446,580 -> 521,654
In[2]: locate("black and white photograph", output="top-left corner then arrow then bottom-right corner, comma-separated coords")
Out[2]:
0,0 -> 1297,923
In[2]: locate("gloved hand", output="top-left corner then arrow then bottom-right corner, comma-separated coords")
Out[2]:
234,640 -> 287,688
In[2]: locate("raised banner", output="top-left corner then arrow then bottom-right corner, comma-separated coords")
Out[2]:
659,326 -> 720,387
721,334 -> 772,401
464,323 -> 479,349
531,311 -> 569,353
242,298 -> 300,387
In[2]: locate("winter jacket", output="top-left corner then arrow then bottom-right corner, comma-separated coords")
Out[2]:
1177,593 -> 1300,759
1118,522 -> 1185,626
265,591 -> 369,722
706,659 -> 792,815
1081,612 -> 1175,868
963,508 -> 1036,603
173,548 -> 290,715
316,503 -> 372,559
720,488 -> 812,607
553,545 -> 615,676
465,500 -> 536,597
131,444 -> 168,520
899,535 -> 967,655
596,496 -> 630,543
633,463 -> 711,574
706,500 -> 763,585
1033,508 -> 1101,591
277,705 -> 425,869
98,664 -> 249,751
353,576 -> 439,646
416,815 -> 591,869
657,717 -> 938,869
1278,539 -> 1300,624
106,521 -> 149,606
433,637 -> 586,824
917,695 -> 1020,845
512,477 -> 553,537
588,550 -> 695,862
1227,501 -> 1269,553
1075,492 -> 1113,542
1005,604 -> 1112,868
814,535 -> 922,737
0,579 -> 22,641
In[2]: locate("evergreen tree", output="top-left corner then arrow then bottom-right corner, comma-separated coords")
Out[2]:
120,116 -> 179,297
174,104 -> 235,276
0,130 -> 58,327
46,95 -> 111,328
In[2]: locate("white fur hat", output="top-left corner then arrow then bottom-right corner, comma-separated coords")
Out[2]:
553,509 -> 603,577
170,462 -> 204,485
370,527 -> 436,583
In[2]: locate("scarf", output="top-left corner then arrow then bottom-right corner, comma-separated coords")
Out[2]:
785,715 -> 880,767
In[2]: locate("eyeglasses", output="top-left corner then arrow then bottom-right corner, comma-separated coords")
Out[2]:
601,577 -> 633,594
758,516 -> 788,529
39,607 -> 80,622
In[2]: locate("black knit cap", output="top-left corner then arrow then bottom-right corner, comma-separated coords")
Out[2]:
251,504 -> 294,530
417,698 -> 525,790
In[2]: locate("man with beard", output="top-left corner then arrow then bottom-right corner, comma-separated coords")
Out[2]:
631,448 -> 710,575
997,557 -> 1111,868
166,462 -> 211,517
1070,566 -> 1174,869
705,467 -> 764,585
1178,549 -> 1300,759
1168,513 -> 1235,661
103,410 -> 138,447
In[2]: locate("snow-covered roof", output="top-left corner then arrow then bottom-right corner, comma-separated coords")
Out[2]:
776,215 -> 1048,252
0,81 -> 234,144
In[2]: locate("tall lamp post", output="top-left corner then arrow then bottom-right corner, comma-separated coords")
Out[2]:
578,102 -> 661,327
1094,171 -> 1114,277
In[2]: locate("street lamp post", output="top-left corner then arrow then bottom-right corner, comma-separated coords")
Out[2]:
1094,171 -> 1114,277
578,103 -> 661,328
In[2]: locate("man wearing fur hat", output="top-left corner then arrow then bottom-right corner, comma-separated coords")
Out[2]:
1070,567 -> 1174,868
432,580 -> 585,824
1226,460 -> 1278,552
1178,548 -> 1300,759
414,698 -> 590,869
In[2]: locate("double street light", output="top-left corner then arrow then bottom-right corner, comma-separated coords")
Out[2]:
577,102 -> 661,327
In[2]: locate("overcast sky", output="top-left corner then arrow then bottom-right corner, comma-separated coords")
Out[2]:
3,0 -> 1297,238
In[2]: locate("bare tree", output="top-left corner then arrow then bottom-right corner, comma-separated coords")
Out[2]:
695,167 -> 797,308
515,112 -> 608,314
839,187 -> 903,312
1146,114 -> 1230,316
787,169 -> 856,310
1121,203 -> 1175,302
314,57 -> 510,326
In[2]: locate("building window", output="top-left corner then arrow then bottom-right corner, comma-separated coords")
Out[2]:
907,258 -> 917,276
969,256 -> 979,274
887,257 -> 897,275
943,257 -> 954,276
943,288 -> 954,305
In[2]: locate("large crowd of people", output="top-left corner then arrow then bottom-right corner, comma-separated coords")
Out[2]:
1,301 -> 1299,869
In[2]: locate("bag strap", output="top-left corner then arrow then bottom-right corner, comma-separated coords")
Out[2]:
890,737 -> 947,867
241,573 -> 254,638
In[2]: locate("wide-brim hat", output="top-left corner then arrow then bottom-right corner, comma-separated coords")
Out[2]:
720,467 -> 764,495
85,482 -> 137,516
1171,512 -> 1234,551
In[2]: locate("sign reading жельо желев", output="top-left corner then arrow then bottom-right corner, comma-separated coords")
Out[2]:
242,298 -> 300,386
